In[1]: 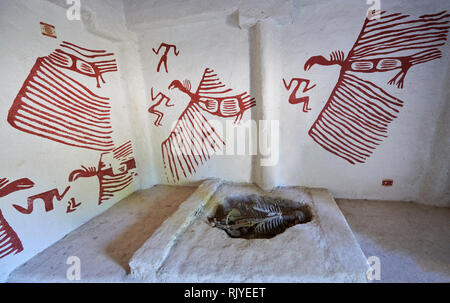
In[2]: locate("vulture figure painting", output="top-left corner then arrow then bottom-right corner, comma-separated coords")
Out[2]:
7,41 -> 118,152
162,68 -> 256,183
304,10 -> 449,164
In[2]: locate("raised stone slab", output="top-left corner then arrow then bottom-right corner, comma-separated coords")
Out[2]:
129,181 -> 369,282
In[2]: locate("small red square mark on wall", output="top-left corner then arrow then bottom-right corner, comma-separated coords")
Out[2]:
382,179 -> 393,186
40,22 -> 57,39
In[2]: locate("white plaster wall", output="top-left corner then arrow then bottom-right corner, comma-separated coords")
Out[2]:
125,0 -> 450,204
1,0 -> 449,282
278,0 -> 450,202
134,18 -> 254,184
0,0 -> 147,281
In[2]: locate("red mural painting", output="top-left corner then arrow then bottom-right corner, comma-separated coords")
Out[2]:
40,22 -> 57,39
0,178 -> 28,258
0,210 -> 24,259
48,41 -> 118,88
282,78 -> 316,112
304,10 -> 449,164
152,43 -> 179,73
6,141 -> 135,214
8,41 -> 117,152
162,68 -> 256,182
66,198 -> 82,213
12,186 -> 71,215
148,87 -> 174,126
69,140 -> 137,205
0,178 -> 35,198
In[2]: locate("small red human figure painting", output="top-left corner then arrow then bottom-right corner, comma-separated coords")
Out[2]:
66,198 -> 82,213
162,68 -> 256,183
8,41 -> 117,152
152,43 -> 180,73
148,87 -> 174,126
12,186 -> 71,215
0,210 -> 24,259
68,140 -> 137,205
282,78 -> 316,112
0,178 -> 35,198
304,10 -> 449,164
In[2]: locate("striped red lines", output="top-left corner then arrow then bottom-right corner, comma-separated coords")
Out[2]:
0,210 -> 23,259
162,102 -> 225,183
113,140 -> 134,160
98,140 -> 136,204
0,178 -> 30,259
162,68 -> 256,183
309,73 -> 403,164
8,42 -> 118,151
305,10 -> 449,164
0,178 -> 35,198
282,78 -> 316,112
349,11 -> 449,61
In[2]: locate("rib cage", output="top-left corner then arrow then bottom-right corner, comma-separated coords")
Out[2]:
210,195 -> 310,238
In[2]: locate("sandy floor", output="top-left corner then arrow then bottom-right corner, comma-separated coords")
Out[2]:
337,199 -> 450,283
7,186 -> 450,283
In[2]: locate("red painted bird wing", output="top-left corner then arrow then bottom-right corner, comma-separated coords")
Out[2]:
346,10 -> 450,61
195,68 -> 255,116
161,102 -> 225,183
308,71 -> 403,164
195,68 -> 234,96
98,140 -> 137,204
0,210 -> 24,259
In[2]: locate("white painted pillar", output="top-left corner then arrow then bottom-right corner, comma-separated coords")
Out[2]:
249,19 -> 282,191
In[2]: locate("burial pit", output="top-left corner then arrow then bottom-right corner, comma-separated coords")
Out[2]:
129,180 -> 369,282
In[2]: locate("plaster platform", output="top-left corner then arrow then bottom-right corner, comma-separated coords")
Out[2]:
129,180 -> 370,282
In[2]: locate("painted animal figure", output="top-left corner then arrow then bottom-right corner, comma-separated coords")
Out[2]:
8,41 -> 117,152
0,178 -> 35,198
0,177 -> 29,259
68,141 -> 137,205
168,69 -> 256,124
162,68 -> 256,183
304,10 -> 449,164
48,41 -> 118,88
282,78 -> 316,112
0,210 -> 24,259
12,186 -> 71,215
66,198 -> 81,213
148,87 -> 173,126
